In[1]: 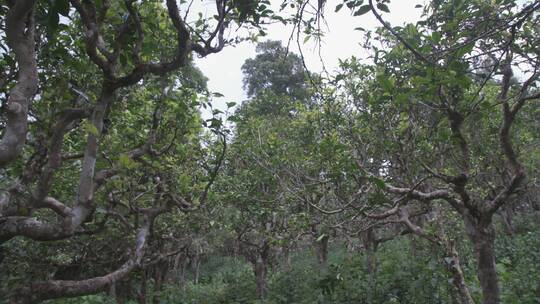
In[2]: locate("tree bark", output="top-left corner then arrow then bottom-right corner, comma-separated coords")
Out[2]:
10,211 -> 154,303
282,245 -> 292,270
500,206 -> 515,237
0,0 -> 38,167
110,282 -> 126,304
315,235 -> 329,267
193,252 -> 200,284
464,214 -> 500,304
362,228 -> 377,304
138,272 -> 147,304
152,263 -> 166,304
445,242 -> 474,304
0,89 -> 115,243
179,259 -> 187,290
253,255 -> 267,300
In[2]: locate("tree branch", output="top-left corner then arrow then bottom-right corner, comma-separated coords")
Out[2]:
0,0 -> 38,167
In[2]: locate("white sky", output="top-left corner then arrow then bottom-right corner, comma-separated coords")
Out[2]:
193,1 -> 425,118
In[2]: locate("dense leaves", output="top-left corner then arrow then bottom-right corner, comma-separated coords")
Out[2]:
1,0 -> 539,303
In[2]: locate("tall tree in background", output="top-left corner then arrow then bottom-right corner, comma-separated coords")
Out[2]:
219,40 -> 312,299
238,40 -> 314,119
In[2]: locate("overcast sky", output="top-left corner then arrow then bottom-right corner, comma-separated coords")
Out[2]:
193,1 -> 425,117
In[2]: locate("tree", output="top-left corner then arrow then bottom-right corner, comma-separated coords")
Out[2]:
241,40 -> 308,99
215,40 -> 317,299
330,1 -> 540,303
0,0 -> 269,302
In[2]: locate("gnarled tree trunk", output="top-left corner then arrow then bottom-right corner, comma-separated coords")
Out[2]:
464,213 -> 500,304
10,210 -> 155,303
445,241 -> 474,304
0,0 -> 38,168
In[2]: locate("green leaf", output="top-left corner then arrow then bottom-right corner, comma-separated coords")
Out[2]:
54,0 -> 70,16
95,0 -> 103,10
376,3 -> 390,13
368,176 -> 386,189
303,35 -> 311,44
354,5 -> 371,16
3,54 -> 14,66
455,42 -> 474,57
119,154 -> 137,169
376,74 -> 393,92
82,120 -> 99,136
395,93 -> 408,105
119,52 -> 130,67
209,118 -> 222,129
226,101 -> 237,108
431,32 -> 441,43
335,3 -> 343,12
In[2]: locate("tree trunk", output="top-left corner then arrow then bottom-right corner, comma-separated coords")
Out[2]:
315,235 -> 329,267
464,214 -> 500,304
179,259 -> 187,290
137,274 -> 147,304
449,284 -> 462,304
109,283 -> 126,304
152,263 -> 165,304
282,246 -> 292,270
409,234 -> 418,257
445,242 -> 474,304
115,294 -> 126,304
500,206 -> 515,237
253,255 -> 267,300
0,0 -> 39,168
193,253 -> 200,284
172,252 -> 186,290
362,228 -> 377,304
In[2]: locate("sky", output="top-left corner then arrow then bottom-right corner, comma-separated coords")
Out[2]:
192,0 -> 425,118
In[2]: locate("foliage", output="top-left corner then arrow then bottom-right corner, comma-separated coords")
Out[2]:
1,0 -> 539,303
48,222 -> 540,304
